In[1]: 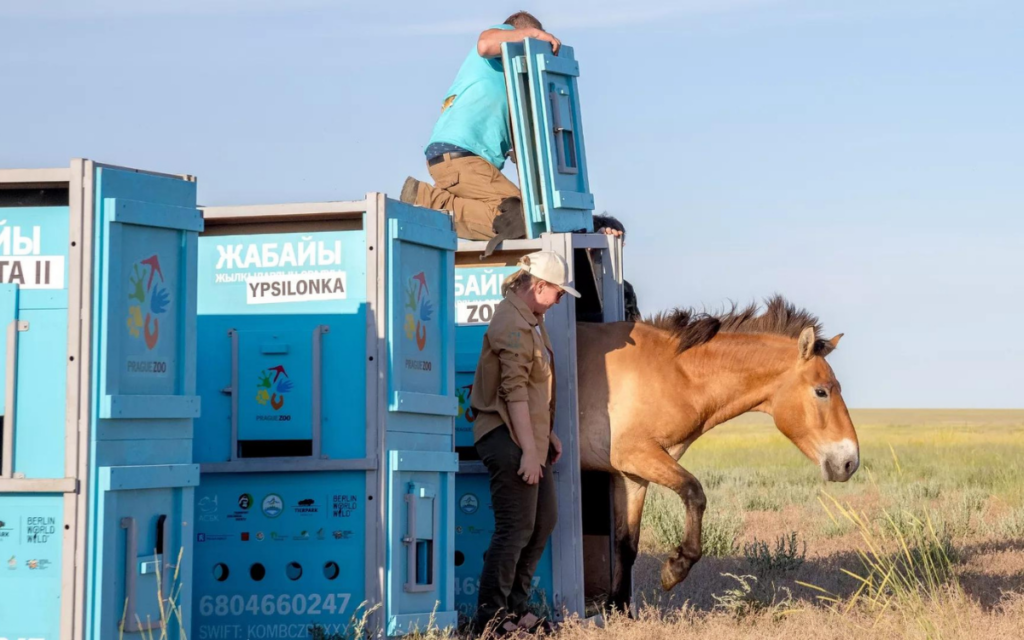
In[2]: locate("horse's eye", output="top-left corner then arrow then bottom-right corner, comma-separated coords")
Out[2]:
815,388 -> 828,399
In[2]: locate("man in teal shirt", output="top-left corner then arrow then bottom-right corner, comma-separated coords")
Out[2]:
400,12 -> 561,243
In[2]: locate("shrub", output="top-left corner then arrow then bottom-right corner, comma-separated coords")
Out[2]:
703,511 -> 743,557
998,507 -> 1024,538
743,531 -> 806,575
642,486 -> 686,551
745,494 -> 782,512
712,573 -> 797,621
801,491 -> 964,635
642,487 -> 742,557
702,470 -> 727,490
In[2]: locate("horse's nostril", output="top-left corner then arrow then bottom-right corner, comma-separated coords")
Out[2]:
844,460 -> 853,473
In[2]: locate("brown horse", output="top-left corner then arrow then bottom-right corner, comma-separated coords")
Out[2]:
575,296 -> 859,610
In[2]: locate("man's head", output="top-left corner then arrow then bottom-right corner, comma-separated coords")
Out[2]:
593,213 -> 626,242
505,11 -> 543,30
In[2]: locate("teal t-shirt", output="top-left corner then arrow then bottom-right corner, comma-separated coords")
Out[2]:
426,24 -> 514,170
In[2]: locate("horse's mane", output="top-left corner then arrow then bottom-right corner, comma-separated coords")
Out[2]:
642,295 -> 825,355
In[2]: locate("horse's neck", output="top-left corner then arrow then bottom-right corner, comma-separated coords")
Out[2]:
675,333 -> 793,434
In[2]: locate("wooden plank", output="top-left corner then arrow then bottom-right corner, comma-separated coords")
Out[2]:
0,168 -> 70,185
100,394 -> 201,419
390,450 -> 458,473
201,457 -> 377,474
201,201 -> 366,225
109,198 -> 204,232
99,463 -> 199,491
0,477 -> 78,493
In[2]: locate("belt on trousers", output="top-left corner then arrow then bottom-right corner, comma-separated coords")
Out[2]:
427,150 -> 476,166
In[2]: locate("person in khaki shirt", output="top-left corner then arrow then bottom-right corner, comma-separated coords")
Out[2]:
468,251 -> 580,634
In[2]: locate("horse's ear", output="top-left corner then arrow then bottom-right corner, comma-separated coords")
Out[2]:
813,333 -> 843,358
798,326 -> 816,360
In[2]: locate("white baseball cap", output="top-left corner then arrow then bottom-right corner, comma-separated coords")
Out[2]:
517,251 -> 581,298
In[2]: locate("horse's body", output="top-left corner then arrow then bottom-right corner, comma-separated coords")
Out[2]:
575,297 -> 860,609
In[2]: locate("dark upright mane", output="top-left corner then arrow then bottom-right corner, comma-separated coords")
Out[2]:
643,295 -> 825,354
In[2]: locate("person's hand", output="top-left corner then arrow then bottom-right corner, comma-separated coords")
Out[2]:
550,432 -> 563,464
518,451 -> 543,485
599,227 -> 624,238
532,29 -> 561,55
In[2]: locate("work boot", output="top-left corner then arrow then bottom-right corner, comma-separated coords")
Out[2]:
400,177 -> 421,205
483,197 -> 526,258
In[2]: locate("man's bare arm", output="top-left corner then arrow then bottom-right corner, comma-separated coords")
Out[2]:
477,27 -> 561,58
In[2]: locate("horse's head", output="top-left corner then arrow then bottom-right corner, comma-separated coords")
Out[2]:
771,327 -> 859,482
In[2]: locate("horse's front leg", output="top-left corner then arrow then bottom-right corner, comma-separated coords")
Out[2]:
610,473 -> 648,612
612,441 -> 706,591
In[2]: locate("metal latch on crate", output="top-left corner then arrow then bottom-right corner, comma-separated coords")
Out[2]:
403,483 -> 439,593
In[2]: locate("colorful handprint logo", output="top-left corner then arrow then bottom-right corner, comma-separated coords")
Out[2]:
256,365 -> 294,411
126,255 -> 169,350
456,384 -> 477,422
403,271 -> 433,352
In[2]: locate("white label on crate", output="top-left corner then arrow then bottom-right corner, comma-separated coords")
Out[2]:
456,299 -> 501,325
0,256 -> 64,289
454,271 -> 504,298
245,271 -> 347,304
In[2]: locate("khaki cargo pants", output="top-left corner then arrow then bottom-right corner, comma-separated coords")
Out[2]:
413,154 -> 521,241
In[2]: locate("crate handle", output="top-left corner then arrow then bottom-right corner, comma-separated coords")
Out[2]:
1,319 -> 28,479
120,515 -> 172,633
549,91 -> 578,176
311,325 -> 329,458
228,329 -> 239,461
403,484 -> 439,593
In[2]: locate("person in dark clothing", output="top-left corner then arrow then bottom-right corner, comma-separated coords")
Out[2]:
591,213 -> 641,322
469,251 -> 578,635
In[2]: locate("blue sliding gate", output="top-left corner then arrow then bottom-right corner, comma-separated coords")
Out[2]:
502,39 -> 595,238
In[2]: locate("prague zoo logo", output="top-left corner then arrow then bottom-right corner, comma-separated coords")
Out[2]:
126,255 -> 169,350
256,365 -> 294,411
403,272 -> 433,351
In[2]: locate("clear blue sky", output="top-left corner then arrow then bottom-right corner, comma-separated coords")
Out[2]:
2,0 -> 1021,409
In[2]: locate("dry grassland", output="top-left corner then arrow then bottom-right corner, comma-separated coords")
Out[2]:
160,410 -> 1024,640
461,409 -> 1024,640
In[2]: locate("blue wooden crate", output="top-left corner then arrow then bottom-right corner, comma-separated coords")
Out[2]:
0,160 -> 202,640
193,195 -> 459,638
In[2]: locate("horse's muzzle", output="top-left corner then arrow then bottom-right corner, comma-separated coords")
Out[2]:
819,439 -> 860,482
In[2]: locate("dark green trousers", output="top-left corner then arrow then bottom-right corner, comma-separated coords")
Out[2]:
473,427 -> 558,628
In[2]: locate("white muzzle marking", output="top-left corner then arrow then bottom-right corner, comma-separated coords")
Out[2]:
818,438 -> 860,482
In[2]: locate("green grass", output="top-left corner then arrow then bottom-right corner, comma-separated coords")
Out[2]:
997,507 -> 1024,538
744,494 -> 783,512
640,410 -> 1024,548
635,409 -> 1024,635
642,485 -> 742,556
